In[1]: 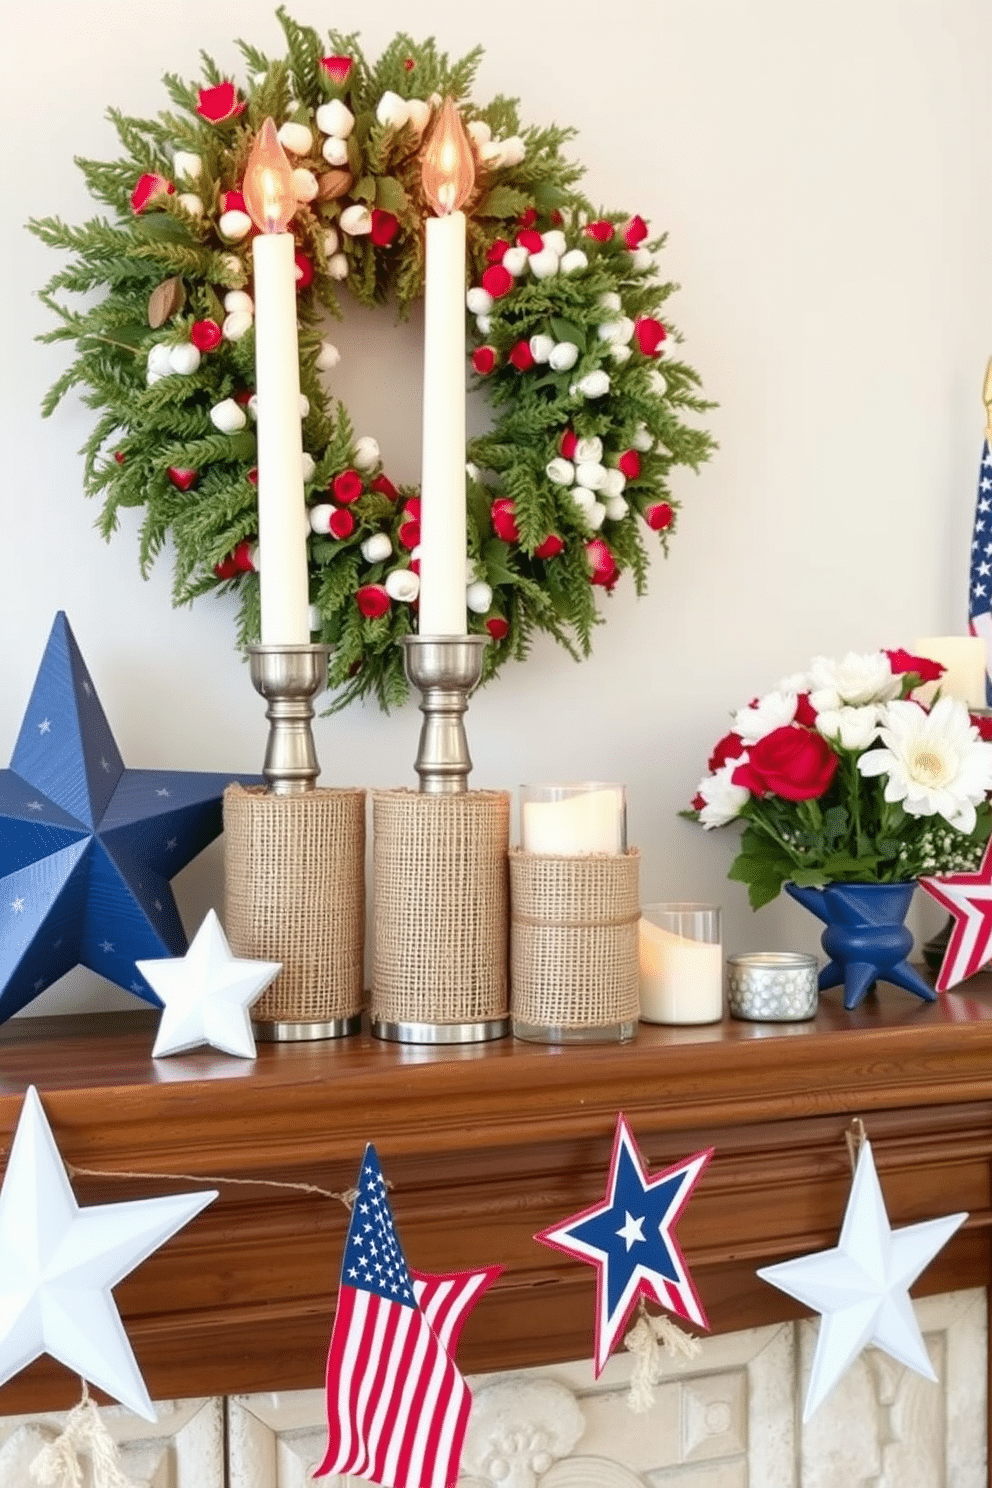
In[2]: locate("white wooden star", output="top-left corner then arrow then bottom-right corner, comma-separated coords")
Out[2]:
758,1139 -> 966,1420
0,1086 -> 217,1420
137,910 -> 281,1059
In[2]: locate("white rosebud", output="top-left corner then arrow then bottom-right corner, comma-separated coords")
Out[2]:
291,168 -> 319,203
466,287 -> 494,315
224,290 -> 254,315
545,457 -> 575,486
301,453 -> 316,482
609,344 -> 632,364
247,394 -> 258,421
529,248 -> 559,280
476,314 -> 492,334
601,468 -> 627,498
316,341 -> 340,371
406,98 -> 431,134
169,343 -> 201,376
173,151 -> 202,181
571,485 -> 596,511
327,253 -> 349,280
650,370 -> 668,396
576,370 -> 611,398
542,230 -> 567,256
632,424 -> 654,452
575,461 -> 607,491
466,580 -> 494,614
361,533 -> 393,563
466,462 -> 480,480
147,343 -> 173,377
560,248 -> 589,275
210,398 -> 247,433
587,501 -> 607,530
353,435 -> 380,471
598,292 -> 622,312
299,395 -> 310,419
218,253 -> 246,287
574,437 -> 603,463
309,504 -> 334,534
502,246 -> 529,276
479,140 -> 506,167
177,193 -> 204,217
604,495 -> 629,521
598,316 -> 635,345
340,204 -> 373,236
548,342 -> 579,372
307,604 -> 322,633
321,136 -> 349,167
467,119 -> 492,146
222,310 -> 253,342
630,247 -> 652,271
315,100 -> 355,138
219,210 -> 253,242
529,334 -> 555,364
376,91 -> 410,130
499,135 -> 526,166
386,568 -> 420,602
279,122 -> 314,155
323,227 -> 339,256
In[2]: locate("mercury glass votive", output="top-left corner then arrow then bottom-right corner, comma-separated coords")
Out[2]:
726,952 -> 819,1022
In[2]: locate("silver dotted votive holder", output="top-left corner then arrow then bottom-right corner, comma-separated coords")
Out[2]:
726,952 -> 819,1022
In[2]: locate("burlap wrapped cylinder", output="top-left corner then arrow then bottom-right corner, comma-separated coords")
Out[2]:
371,789 -> 510,1032
509,847 -> 641,1036
223,784 -> 365,1030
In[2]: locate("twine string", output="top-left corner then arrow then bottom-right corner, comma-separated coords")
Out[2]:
65,1163 -> 358,1207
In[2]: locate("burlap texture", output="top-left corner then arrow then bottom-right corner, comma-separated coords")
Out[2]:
224,784 -> 365,1024
371,789 -> 509,1026
509,847 -> 641,1029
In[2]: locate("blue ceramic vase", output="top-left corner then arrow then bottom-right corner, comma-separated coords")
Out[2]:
785,881 -> 936,1011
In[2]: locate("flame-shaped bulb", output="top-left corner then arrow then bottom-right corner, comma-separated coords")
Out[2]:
421,98 -> 475,217
244,118 -> 296,233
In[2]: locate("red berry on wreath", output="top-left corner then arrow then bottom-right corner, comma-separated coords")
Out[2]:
371,473 -> 399,500
356,584 -> 391,618
190,319 -> 222,352
481,265 -> 513,299
371,209 -> 399,246
486,239 -> 510,264
130,174 -> 173,214
486,616 -> 510,640
402,497 -> 421,518
634,317 -> 666,355
623,215 -> 649,248
617,450 -> 641,480
398,519 -> 420,549
586,538 -> 618,586
333,470 -> 363,504
509,341 -> 534,371
492,498 -> 520,543
329,508 -> 355,539
294,252 -> 314,289
517,229 -> 543,254
320,55 -> 353,85
517,207 -> 538,229
473,346 -> 498,375
584,220 -> 615,242
643,500 -> 673,531
167,467 -> 198,491
196,82 -> 244,123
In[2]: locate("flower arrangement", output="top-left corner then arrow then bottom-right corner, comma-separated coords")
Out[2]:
687,648 -> 992,908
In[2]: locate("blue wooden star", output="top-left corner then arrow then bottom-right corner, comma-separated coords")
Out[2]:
535,1114 -> 712,1374
0,612 -> 260,1019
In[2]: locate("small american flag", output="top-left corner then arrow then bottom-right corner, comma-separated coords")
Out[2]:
968,383 -> 992,705
316,1144 -> 500,1488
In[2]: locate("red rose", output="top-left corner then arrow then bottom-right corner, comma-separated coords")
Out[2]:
509,340 -> 534,371
732,726 -> 839,802
190,320 -> 222,352
885,648 -> 945,684
491,498 -> 520,542
473,346 -> 497,375
371,473 -> 399,500
584,220 -> 615,242
534,533 -> 564,559
196,82 -> 244,123
517,207 -> 538,229
130,173 -> 173,213
795,692 -> 818,727
371,209 -> 399,247
707,731 -> 746,772
643,501 -> 673,531
333,470 -> 363,504
559,430 -> 578,460
294,252 -> 314,289
221,190 -> 246,214
398,519 -> 420,549
634,317 -> 667,355
329,508 -> 355,539
481,265 -> 513,299
623,214 -> 649,248
617,450 -> 640,480
320,55 -> 353,85
356,584 -> 390,618
167,467 -> 197,491
486,238 -> 510,264
586,539 -> 618,586
402,497 -> 421,518
486,616 -> 510,640
517,229 -> 543,254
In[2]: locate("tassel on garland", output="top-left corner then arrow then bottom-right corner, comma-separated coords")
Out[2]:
623,1301 -> 702,1414
29,1385 -> 139,1488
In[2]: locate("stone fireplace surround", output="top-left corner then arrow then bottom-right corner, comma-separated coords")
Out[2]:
0,985 -> 990,1486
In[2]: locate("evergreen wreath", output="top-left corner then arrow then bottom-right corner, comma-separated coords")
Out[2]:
31,10 -> 715,711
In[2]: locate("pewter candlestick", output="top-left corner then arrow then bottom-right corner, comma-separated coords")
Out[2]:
401,635 -> 488,794
249,643 -> 330,794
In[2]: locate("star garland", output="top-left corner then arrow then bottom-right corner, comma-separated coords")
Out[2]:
31,10 -> 714,710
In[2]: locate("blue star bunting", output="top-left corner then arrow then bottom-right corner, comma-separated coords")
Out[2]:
535,1114 -> 712,1375
0,612 -> 260,1019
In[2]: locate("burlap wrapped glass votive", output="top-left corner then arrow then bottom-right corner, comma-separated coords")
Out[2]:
371,788 -> 510,1043
223,783 -> 366,1040
510,847 -> 640,1042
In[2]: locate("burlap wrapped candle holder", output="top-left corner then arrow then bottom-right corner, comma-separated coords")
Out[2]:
371,788 -> 510,1043
223,783 -> 366,1040
509,847 -> 641,1043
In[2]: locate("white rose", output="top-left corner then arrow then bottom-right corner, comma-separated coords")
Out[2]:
816,705 -> 880,753
321,136 -> 349,167
292,168 -> 319,203
386,568 -> 420,602
604,495 -> 629,521
146,343 -> 173,377
406,98 -> 431,134
279,122 -> 314,155
466,120 -> 492,146
316,341 -> 341,371
315,99 -> 355,138
210,398 -> 247,433
173,151 -> 202,181
696,760 -> 750,828
222,310 -> 253,342
466,580 -> 494,614
177,193 -> 203,217
168,343 -> 200,376
224,290 -> 254,315
327,253 -> 348,280
571,486 -> 596,511
808,652 -> 899,712
529,248 -> 559,279
545,457 -> 574,486
575,461 -> 607,491
586,501 -> 607,530
609,344 -> 632,364
376,91 -> 410,129
560,249 -> 589,274
340,204 -> 372,236
529,334 -> 555,363
218,210 -> 253,241
574,436 -> 603,463
301,453 -> 316,482
597,318 -> 632,344
576,371 -> 611,398
353,436 -> 380,471
733,690 -> 799,745
502,246 -> 529,276
361,533 -> 393,563
466,287 -> 493,315
309,505 -> 334,534
542,230 -> 567,256
548,342 -> 579,371
601,469 -> 627,498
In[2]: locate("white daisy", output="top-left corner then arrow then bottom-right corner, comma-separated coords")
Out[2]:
695,760 -> 750,828
857,696 -> 992,833
733,690 -> 798,745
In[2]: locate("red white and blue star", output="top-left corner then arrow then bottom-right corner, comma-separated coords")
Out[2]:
919,836 -> 992,990
534,1114 -> 711,1375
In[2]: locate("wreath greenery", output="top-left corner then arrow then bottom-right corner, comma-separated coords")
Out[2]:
30,9 -> 714,710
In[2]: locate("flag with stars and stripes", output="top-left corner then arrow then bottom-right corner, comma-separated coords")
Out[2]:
969,439 -> 992,704
316,1144 -> 501,1488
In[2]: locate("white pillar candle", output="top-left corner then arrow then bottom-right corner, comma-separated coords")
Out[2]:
912,635 -> 988,708
638,910 -> 722,1025
520,785 -> 625,855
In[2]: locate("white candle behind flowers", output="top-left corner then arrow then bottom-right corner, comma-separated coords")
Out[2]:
638,905 -> 723,1025
243,118 -> 311,646
419,99 -> 476,637
912,635 -> 988,709
520,784 -> 626,856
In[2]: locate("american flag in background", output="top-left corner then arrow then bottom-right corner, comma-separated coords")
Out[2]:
968,402 -> 992,705
316,1144 -> 501,1488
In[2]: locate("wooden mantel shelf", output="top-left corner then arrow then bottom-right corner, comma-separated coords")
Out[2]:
1,981 -> 992,1415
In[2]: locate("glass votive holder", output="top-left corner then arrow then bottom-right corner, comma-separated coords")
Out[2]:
519,783 -> 626,856
638,903 -> 723,1025
726,951 -> 819,1022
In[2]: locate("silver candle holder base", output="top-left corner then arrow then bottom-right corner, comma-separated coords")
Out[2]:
401,635 -> 488,794
248,644 -> 330,794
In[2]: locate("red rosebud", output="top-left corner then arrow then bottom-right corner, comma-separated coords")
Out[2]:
623,214 -> 649,248
320,55 -> 353,85
586,539 -> 618,586
196,82 -> 245,123
517,229 -> 544,254
356,583 -> 391,618
486,238 -> 510,264
690,792 -> 706,813
329,508 -> 355,539
333,469 -> 363,504
534,533 -> 564,559
517,207 -> 538,229
402,497 -> 421,518
732,726 -> 839,803
167,467 -> 197,492
114,451 -> 126,465
233,388 -> 254,405
559,430 -> 578,460
213,556 -> 237,580
473,346 -> 498,375
190,319 -> 222,352
884,648 -> 945,684
491,498 -> 520,543
707,731 -> 746,772
371,473 -> 399,500
486,616 -> 510,640
634,316 -> 667,355
644,501 -> 673,531
795,693 -> 818,727
481,264 -> 513,299
233,540 -> 256,572
509,340 -> 534,371
584,220 -> 615,242
398,519 -> 420,549
370,209 -> 399,247
221,190 -> 246,214
617,450 -> 640,480
973,712 -> 992,742
294,251 -> 314,289
130,173 -> 174,213
247,467 -> 259,485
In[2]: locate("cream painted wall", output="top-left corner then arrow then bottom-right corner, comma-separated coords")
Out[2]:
1,0 -> 990,1013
